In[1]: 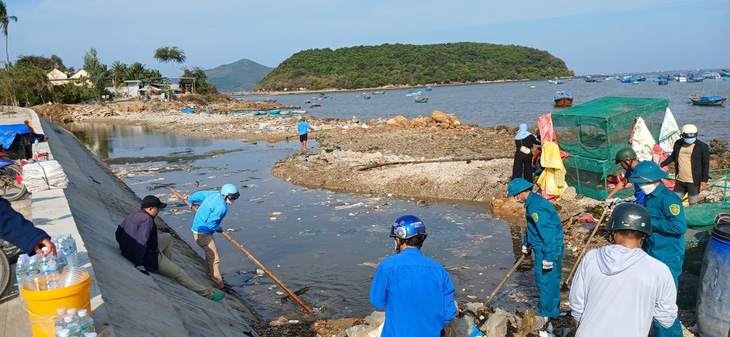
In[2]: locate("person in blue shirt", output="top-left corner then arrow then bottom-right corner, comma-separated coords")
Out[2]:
370,215 -> 456,337
629,161 -> 686,337
187,184 -> 240,293
507,178 -> 564,318
297,117 -> 314,152
606,148 -> 646,206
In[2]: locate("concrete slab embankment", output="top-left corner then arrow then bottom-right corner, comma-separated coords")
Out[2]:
35,113 -> 261,336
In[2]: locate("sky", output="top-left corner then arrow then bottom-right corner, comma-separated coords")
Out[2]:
2,0 -> 729,77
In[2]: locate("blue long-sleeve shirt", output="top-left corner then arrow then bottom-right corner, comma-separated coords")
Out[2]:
0,197 -> 48,256
523,192 -> 565,261
298,121 -> 312,135
188,191 -> 228,234
642,183 -> 686,266
370,247 -> 456,337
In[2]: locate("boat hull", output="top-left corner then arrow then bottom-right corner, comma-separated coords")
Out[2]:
689,95 -> 726,106
554,97 -> 573,107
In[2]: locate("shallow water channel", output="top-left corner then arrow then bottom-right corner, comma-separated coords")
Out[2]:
66,122 -> 537,320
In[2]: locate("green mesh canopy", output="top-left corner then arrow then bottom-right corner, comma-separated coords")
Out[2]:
553,96 -> 668,160
554,97 -> 668,200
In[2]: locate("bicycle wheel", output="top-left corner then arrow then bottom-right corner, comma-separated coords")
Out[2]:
0,164 -> 27,201
0,251 -> 9,297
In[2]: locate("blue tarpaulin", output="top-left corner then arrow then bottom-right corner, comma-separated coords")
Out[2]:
0,124 -> 31,149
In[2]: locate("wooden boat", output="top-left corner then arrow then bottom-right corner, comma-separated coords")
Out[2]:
371,91 -> 385,95
553,91 -> 573,107
268,109 -> 280,115
294,110 -> 307,114
689,94 -> 726,106
414,97 -> 428,103
584,76 -> 596,82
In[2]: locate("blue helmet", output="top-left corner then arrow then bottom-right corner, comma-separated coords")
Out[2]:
507,178 -> 534,197
391,215 -> 427,239
628,161 -> 667,183
220,184 -> 240,200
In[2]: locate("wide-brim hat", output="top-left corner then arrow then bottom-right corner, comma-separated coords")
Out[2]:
507,178 -> 534,197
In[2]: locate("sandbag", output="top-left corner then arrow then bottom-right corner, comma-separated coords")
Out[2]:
22,160 -> 69,192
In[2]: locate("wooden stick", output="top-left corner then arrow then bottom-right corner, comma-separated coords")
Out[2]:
471,180 -> 489,201
168,187 -> 313,313
483,254 -> 526,307
562,207 -> 610,290
358,155 -> 510,171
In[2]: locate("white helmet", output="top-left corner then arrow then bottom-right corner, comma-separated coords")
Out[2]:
681,124 -> 698,138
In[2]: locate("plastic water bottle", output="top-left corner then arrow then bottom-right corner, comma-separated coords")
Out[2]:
54,307 -> 67,335
62,315 -> 81,337
55,238 -> 68,271
39,247 -> 59,289
66,308 -> 78,319
84,333 -> 97,337
63,234 -> 79,267
57,328 -> 70,337
15,254 -> 30,293
77,309 -> 94,334
28,254 -> 40,277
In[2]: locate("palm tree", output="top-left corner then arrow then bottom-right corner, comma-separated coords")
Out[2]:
0,0 -> 18,65
153,46 -> 186,78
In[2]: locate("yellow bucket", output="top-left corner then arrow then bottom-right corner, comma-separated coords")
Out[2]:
21,271 -> 92,337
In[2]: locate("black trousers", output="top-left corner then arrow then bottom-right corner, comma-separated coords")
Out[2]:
512,152 -> 533,182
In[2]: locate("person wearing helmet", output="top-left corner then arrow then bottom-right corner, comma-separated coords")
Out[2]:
187,184 -> 240,293
569,204 -> 677,337
660,123 -> 710,205
507,178 -> 564,318
605,147 -> 646,206
512,123 -> 541,181
628,161 -> 686,337
370,215 -> 456,337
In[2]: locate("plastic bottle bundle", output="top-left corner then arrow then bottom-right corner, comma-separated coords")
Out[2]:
84,333 -> 97,337
61,315 -> 81,337
15,254 -> 30,293
23,267 -> 88,292
53,307 -> 67,336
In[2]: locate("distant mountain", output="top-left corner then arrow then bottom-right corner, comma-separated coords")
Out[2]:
204,59 -> 273,92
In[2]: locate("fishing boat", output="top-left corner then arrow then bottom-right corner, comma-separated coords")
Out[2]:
689,75 -> 726,106
371,91 -> 385,95
268,109 -> 280,115
689,94 -> 726,106
255,111 -> 267,115
363,92 -> 371,100
415,97 -> 428,103
425,86 -> 432,91
279,110 -> 291,116
294,110 -> 307,114
656,75 -> 669,85
553,91 -> 573,107
181,109 -> 195,114
548,79 -> 565,85
406,91 -> 422,97
584,76 -> 596,82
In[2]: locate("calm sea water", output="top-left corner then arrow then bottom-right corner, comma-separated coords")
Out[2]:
246,78 -> 730,143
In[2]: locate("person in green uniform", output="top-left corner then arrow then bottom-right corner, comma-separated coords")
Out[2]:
628,161 -> 686,337
507,178 -> 564,318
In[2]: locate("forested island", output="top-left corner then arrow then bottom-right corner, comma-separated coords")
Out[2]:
255,42 -> 572,91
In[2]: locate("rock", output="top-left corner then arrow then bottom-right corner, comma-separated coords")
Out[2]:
431,110 -> 450,123
411,115 -> 432,127
491,197 -> 525,221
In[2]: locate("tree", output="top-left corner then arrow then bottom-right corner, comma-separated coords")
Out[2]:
182,66 -> 216,94
0,63 -> 52,106
0,0 -> 17,65
83,47 -> 108,101
16,54 -> 68,72
154,46 -> 186,78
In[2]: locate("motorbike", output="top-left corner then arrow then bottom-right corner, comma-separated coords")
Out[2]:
0,151 -> 26,201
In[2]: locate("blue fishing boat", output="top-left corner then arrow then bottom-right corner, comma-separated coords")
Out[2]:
425,86 -> 432,91
181,109 -> 195,114
406,91 -> 422,97
548,79 -> 565,85
268,109 -> 280,115
414,97 -> 428,103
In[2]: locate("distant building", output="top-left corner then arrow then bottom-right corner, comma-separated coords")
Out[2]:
46,68 -> 92,87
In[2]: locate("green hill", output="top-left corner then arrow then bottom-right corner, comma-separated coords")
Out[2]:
255,42 -> 571,91
204,59 -> 273,92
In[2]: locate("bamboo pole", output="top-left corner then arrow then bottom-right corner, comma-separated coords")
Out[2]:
483,254 -> 527,307
358,155 -> 510,172
562,207 -> 610,290
168,187 -> 313,313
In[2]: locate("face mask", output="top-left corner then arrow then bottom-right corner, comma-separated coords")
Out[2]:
638,182 -> 657,195
225,199 -> 234,205
514,195 -> 524,204
684,137 -> 696,145
394,239 -> 401,254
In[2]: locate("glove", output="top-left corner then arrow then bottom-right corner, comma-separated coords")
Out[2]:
136,265 -> 150,275
216,229 -> 223,233
521,245 -> 528,255
605,198 -> 621,207
542,260 -> 553,271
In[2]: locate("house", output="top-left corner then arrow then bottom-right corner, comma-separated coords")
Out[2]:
46,69 -> 92,87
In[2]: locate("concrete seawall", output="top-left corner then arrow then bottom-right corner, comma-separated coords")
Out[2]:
3,106 -> 261,336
